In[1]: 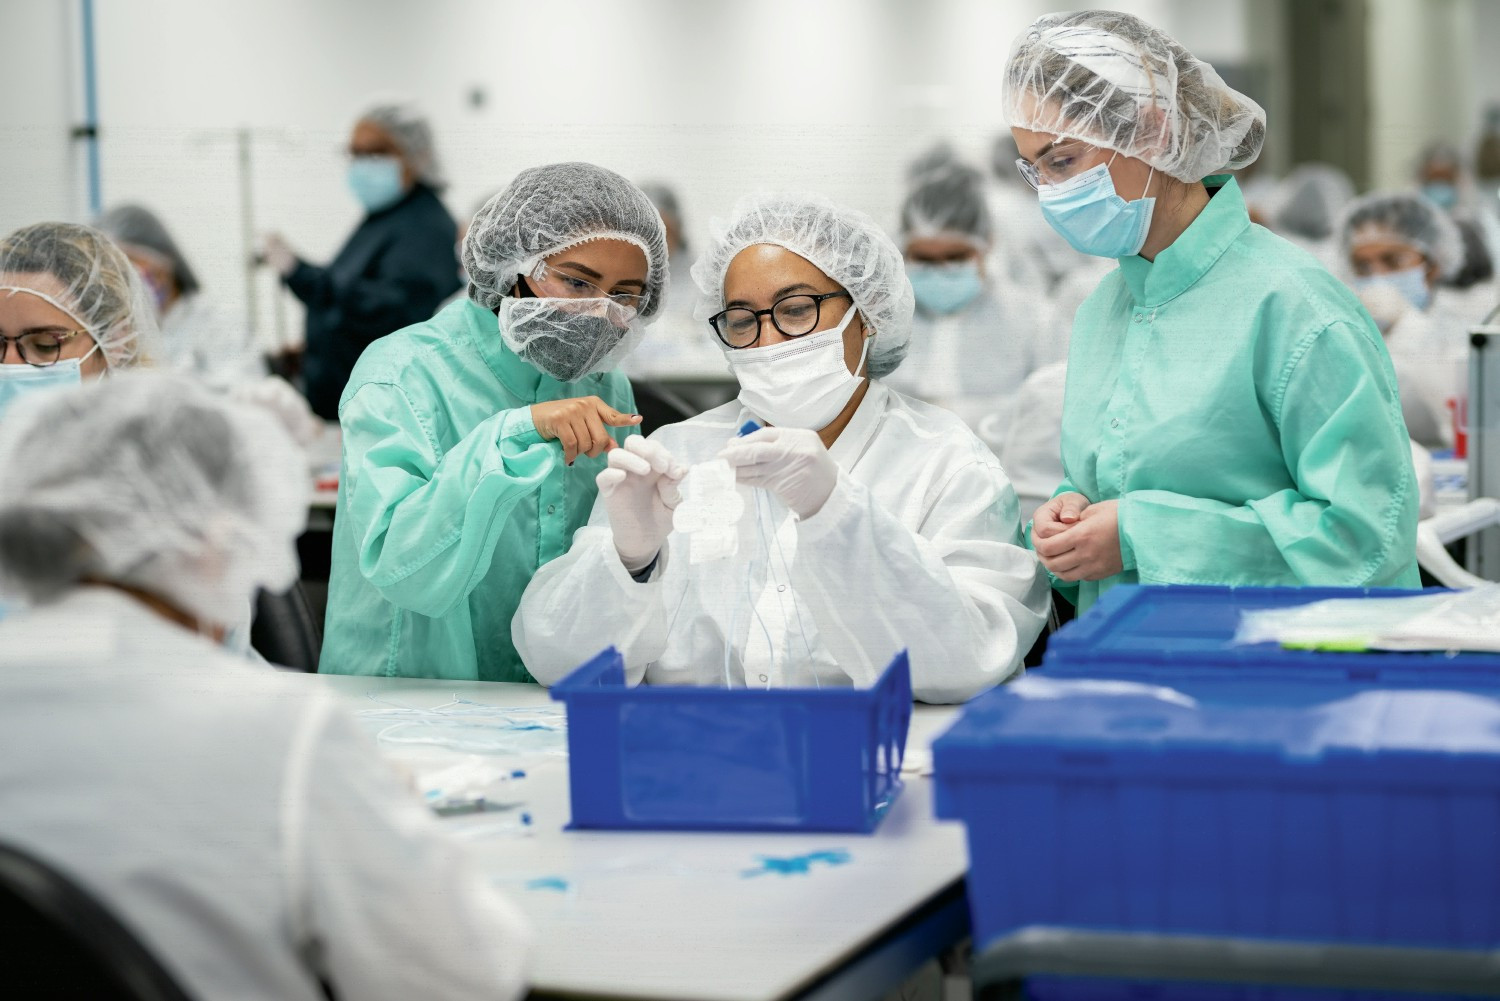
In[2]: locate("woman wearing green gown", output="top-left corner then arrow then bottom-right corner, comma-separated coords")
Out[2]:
1003,10 -> 1419,613
319,162 -> 669,680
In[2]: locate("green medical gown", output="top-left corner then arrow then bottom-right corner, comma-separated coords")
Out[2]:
1041,176 -> 1420,613
318,297 -> 638,680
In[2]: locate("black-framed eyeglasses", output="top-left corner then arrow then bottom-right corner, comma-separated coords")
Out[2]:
709,291 -> 852,349
0,329 -> 91,368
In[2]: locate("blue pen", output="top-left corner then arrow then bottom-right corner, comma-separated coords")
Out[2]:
737,420 -> 761,437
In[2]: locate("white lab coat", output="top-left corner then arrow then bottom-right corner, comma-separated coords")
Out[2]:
513,382 -> 1049,703
0,588 -> 531,1001
159,291 -> 267,385
886,283 -> 1063,435
1384,293 -> 1477,449
991,361 -> 1069,525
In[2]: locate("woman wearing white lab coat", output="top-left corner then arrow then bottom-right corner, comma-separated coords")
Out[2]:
887,161 -> 1064,433
514,194 -> 1049,703
0,373 -> 530,1001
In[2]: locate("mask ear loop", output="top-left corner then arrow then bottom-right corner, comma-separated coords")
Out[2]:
850,310 -> 873,379
1104,150 -> 1157,203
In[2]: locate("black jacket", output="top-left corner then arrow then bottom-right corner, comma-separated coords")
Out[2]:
285,184 -> 460,419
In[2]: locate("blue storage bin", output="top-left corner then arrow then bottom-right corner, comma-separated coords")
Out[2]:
550,646 -> 911,832
1024,976 -> 1488,1000
933,676 -> 1500,951
1043,585 -> 1500,686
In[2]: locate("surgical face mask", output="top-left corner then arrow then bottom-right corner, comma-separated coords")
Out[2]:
724,304 -> 869,430
1422,182 -> 1459,211
0,348 -> 95,421
497,294 -> 644,383
908,261 -> 983,315
1354,265 -> 1432,313
1038,161 -> 1156,258
347,156 -> 406,213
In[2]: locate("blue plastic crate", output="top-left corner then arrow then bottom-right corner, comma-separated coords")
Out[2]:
933,676 -> 1500,952
1024,976 -> 1490,1000
1043,585 -> 1500,686
550,646 -> 912,832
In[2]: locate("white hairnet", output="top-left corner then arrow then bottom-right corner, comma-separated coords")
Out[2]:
691,193 -> 915,379
1271,163 -> 1355,241
1339,190 -> 1466,281
0,222 -> 160,370
637,181 -> 681,225
901,162 -> 993,249
0,371 -> 309,627
1002,10 -> 1266,183
463,162 -> 670,320
96,204 -> 200,295
359,101 -> 445,189
905,141 -> 961,185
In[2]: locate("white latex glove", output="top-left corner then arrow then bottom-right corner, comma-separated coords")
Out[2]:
229,376 -> 323,448
260,233 -> 298,278
717,427 -> 838,520
596,436 -> 687,572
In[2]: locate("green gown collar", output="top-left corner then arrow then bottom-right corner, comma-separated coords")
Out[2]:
1119,174 -> 1247,308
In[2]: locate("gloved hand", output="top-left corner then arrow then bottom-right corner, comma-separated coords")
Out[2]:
718,426 -> 838,520
596,436 -> 686,572
229,376 -> 324,448
259,233 -> 298,278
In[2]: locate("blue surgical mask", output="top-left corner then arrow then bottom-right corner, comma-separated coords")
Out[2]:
347,156 -> 406,213
1038,162 -> 1156,258
0,356 -> 87,421
908,261 -> 983,315
1354,265 -> 1432,312
1422,182 -> 1459,211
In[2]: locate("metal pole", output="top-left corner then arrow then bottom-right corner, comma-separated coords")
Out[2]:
1468,303 -> 1500,579
237,127 -> 260,341
77,0 -> 102,216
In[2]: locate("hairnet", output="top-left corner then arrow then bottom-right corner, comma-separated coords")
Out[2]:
1418,141 -> 1463,176
905,141 -> 961,185
691,192 -> 915,379
95,204 -> 200,296
1339,190 -> 1465,281
0,222 -> 161,370
638,181 -> 687,254
463,162 -> 670,320
0,371 -> 308,627
1272,164 -> 1355,240
1002,10 -> 1266,182
901,162 -> 993,249
638,182 -> 681,224
359,102 -> 445,190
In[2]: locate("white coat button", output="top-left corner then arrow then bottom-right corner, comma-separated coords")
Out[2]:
546,504 -> 555,514
777,584 -> 787,592
759,675 -> 768,682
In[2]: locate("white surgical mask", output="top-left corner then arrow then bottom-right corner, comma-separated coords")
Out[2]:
724,304 -> 869,430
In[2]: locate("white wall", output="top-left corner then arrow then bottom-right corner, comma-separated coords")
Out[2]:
1366,0 -> 1494,190
2,0 -> 1269,350
0,0 -> 83,228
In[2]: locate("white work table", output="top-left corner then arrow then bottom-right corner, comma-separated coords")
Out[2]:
302,673 -> 969,1001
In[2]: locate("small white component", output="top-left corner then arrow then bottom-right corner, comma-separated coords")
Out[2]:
673,459 -> 745,563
